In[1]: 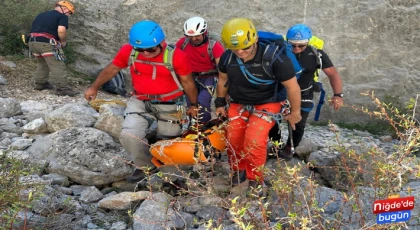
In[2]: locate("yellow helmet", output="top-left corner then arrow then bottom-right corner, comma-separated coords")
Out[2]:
56,1 -> 75,14
221,18 -> 257,50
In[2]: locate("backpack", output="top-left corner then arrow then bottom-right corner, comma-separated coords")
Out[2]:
102,70 -> 128,96
181,31 -> 224,63
301,35 -> 325,121
308,35 -> 324,83
127,44 -> 184,97
223,31 -> 303,102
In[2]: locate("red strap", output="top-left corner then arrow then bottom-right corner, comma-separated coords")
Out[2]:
30,33 -> 56,40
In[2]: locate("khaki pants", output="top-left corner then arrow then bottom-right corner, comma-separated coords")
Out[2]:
28,41 -> 68,89
119,96 -> 184,168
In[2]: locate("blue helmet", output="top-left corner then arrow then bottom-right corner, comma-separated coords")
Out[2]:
286,24 -> 312,41
129,20 -> 165,48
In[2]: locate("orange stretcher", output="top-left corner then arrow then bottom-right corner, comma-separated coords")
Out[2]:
150,119 -> 226,168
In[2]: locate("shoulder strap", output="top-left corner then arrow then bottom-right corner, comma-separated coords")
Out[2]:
307,45 -> 325,121
181,38 -> 189,50
261,43 -> 282,78
222,50 -> 234,69
207,39 -> 217,61
163,45 -> 184,91
128,46 -> 184,91
309,45 -> 323,83
128,49 -> 137,69
309,45 -> 322,69
221,50 -> 234,87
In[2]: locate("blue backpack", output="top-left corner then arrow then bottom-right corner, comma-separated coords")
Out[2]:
224,31 -> 302,102
258,31 -> 302,101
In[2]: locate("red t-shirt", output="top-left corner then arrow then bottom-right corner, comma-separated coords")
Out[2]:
175,37 -> 225,73
112,42 -> 192,101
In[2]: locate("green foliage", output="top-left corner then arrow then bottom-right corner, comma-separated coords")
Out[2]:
0,26 -> 26,55
0,0 -> 51,55
0,154 -> 37,228
382,94 -> 409,115
62,42 -> 77,64
406,96 -> 418,110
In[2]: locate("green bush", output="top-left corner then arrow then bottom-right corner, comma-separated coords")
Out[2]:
0,154 -> 39,228
0,0 -> 51,55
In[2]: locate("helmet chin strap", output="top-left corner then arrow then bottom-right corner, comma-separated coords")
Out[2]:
250,43 -> 256,54
59,6 -> 66,14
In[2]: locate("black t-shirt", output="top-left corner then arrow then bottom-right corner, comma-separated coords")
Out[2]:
295,47 -> 334,90
218,43 -> 296,105
30,10 -> 69,41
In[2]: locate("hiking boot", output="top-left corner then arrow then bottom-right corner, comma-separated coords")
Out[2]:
126,167 -> 158,183
277,145 -> 294,161
248,180 -> 266,198
55,88 -> 79,97
34,82 -> 54,91
231,170 -> 246,187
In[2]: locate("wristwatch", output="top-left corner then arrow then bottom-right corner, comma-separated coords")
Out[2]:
333,93 -> 344,98
190,103 -> 198,107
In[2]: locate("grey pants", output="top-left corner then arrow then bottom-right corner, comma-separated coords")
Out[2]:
119,96 -> 184,168
28,41 -> 68,89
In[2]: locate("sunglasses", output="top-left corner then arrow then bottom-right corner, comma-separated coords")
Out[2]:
290,43 -> 307,48
135,46 -> 159,53
241,45 -> 253,51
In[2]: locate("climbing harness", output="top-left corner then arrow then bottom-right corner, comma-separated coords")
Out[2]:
29,32 -> 66,61
192,72 -> 218,97
228,101 -> 290,129
49,39 -> 67,61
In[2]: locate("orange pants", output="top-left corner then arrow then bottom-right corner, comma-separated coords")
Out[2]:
226,102 -> 281,181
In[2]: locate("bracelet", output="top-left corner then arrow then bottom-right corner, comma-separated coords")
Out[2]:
190,103 -> 198,107
214,97 -> 227,108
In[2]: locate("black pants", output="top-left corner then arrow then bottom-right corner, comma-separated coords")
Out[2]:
269,110 -> 310,147
269,89 -> 314,147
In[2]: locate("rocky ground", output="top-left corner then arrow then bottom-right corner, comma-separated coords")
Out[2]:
0,55 -> 126,107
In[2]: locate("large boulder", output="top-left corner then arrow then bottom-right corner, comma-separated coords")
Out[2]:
93,104 -> 124,142
26,127 -> 132,186
20,100 -> 53,121
44,103 -> 98,133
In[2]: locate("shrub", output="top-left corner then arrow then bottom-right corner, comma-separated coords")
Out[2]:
0,153 -> 39,229
0,0 -> 51,55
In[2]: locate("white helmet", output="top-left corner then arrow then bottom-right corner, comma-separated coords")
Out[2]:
183,16 -> 208,36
